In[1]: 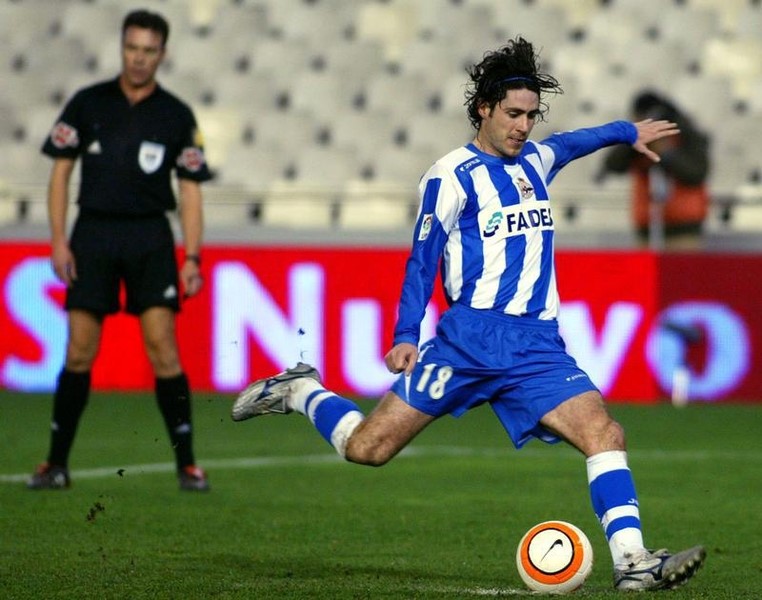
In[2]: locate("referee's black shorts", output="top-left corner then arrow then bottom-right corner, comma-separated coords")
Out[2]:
66,210 -> 181,316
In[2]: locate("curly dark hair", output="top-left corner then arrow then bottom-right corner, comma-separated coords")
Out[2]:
465,37 -> 563,130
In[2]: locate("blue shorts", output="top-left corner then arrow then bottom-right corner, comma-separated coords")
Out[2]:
390,303 -> 599,448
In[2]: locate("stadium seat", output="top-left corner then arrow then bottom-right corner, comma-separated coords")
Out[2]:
265,0 -> 357,43
215,143 -> 288,191
260,182 -> 336,228
734,4 -> 762,40
19,105 -> 60,149
286,146 -> 362,189
212,71 -> 281,115
669,73 -> 736,133
745,79 -> 762,118
0,0 -> 65,45
535,0 -> 599,29
314,38 -> 387,87
401,113 -> 473,159
206,2 -> 269,42
709,116 -> 762,196
193,107 -> 246,171
0,141 -> 50,198
489,1 -> 570,53
725,201 -> 762,232
324,110 -> 399,163
657,5 -> 720,60
405,0 -> 494,59
247,38 -> 313,89
244,110 -> 319,150
59,3 -> 123,54
360,71 -> 433,120
395,37 -> 467,91
339,180 -> 414,230
369,143 -> 436,187
355,1 -> 417,63
196,186 -> 257,229
701,38 -> 762,102
689,0 -> 747,33
166,34 -> 242,81
0,100 -> 18,143
286,70 -> 363,122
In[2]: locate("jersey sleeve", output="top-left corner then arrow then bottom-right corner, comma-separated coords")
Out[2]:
393,162 -> 465,346
538,120 -> 638,183
174,107 -> 213,182
40,91 -> 85,159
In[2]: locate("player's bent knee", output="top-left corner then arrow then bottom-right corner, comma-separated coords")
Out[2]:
344,438 -> 395,467
608,419 -> 626,448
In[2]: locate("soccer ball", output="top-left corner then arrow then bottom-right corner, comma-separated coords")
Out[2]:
515,520 -> 594,594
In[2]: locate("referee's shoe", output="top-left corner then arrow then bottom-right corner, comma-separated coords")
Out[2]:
179,464 -> 210,492
27,462 -> 70,490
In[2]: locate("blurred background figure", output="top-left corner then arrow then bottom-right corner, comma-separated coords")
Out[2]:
598,90 -> 711,250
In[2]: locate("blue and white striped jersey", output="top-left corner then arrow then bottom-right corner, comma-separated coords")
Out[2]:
394,120 -> 638,347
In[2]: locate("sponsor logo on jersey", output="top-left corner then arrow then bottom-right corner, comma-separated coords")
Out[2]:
482,211 -> 503,237
418,213 -> 433,241
177,147 -> 205,173
138,141 -> 165,174
479,200 -> 554,240
50,122 -> 79,149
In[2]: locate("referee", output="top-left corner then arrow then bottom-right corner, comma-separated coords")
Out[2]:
28,10 -> 212,491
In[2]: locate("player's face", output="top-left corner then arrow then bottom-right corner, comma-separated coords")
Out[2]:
121,26 -> 165,89
475,89 -> 541,158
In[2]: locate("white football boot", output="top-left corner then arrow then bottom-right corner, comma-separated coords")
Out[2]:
231,362 -> 320,421
614,546 -> 706,591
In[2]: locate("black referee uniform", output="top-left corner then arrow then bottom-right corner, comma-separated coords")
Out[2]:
41,77 -> 212,315
32,75 -> 213,491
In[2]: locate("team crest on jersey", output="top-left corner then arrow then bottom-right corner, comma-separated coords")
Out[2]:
138,141 -> 165,174
177,147 -> 206,172
50,122 -> 79,149
418,213 -> 433,241
515,177 -> 534,200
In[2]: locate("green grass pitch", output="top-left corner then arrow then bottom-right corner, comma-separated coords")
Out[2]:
1,391 -> 760,599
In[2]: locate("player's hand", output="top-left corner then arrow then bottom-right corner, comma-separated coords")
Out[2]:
50,242 -> 76,287
180,260 -> 203,299
631,118 -> 680,163
384,342 -> 418,375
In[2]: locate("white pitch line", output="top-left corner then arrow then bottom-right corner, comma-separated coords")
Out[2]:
1,445 -> 759,484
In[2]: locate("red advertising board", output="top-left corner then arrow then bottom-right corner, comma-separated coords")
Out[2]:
0,242 -> 758,402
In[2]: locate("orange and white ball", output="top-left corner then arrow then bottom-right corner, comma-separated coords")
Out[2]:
515,520 -> 594,594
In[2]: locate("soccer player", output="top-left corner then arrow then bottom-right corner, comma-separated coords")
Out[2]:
27,10 -> 211,491
232,38 -> 705,590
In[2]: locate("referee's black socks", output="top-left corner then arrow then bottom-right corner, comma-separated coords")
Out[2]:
155,373 -> 195,470
48,369 -> 91,467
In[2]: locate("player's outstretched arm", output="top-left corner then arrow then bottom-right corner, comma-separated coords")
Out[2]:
631,118 -> 680,163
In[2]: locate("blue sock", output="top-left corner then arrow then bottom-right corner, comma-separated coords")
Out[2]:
294,384 -> 364,456
587,451 -> 645,566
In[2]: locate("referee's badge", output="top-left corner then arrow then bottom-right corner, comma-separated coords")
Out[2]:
138,141 -> 165,174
